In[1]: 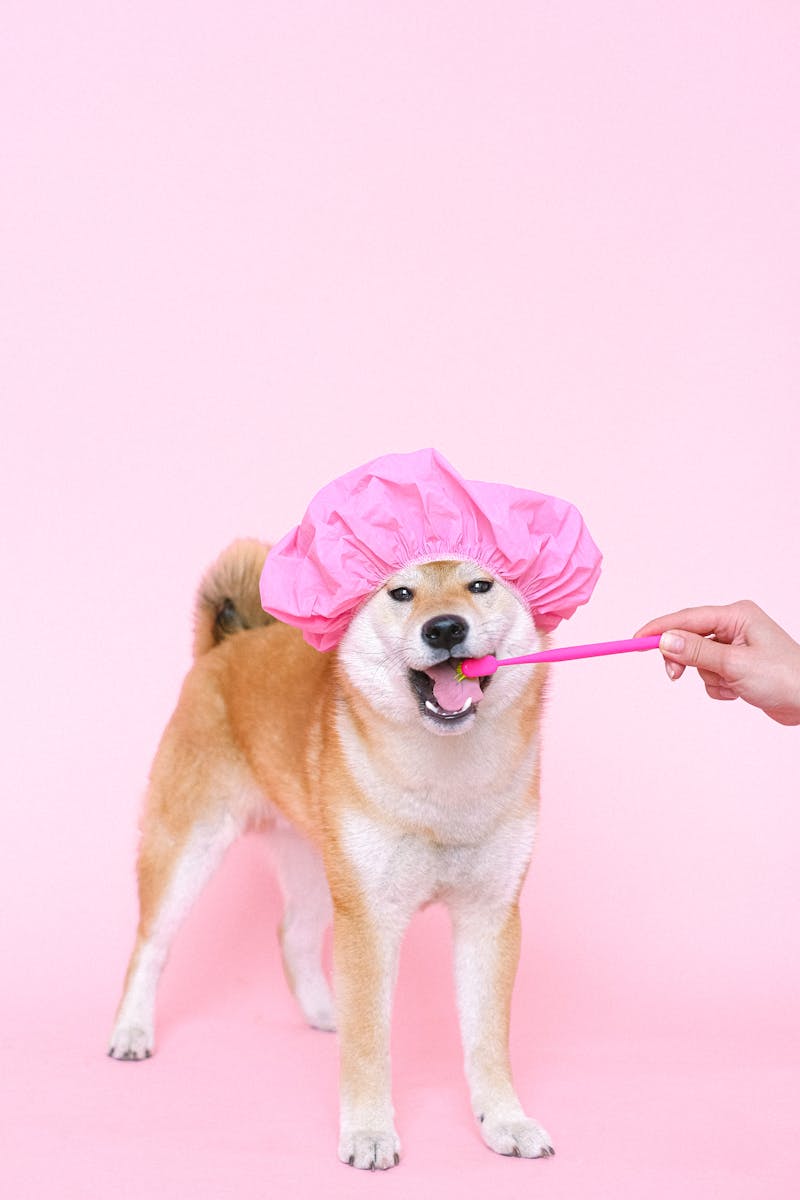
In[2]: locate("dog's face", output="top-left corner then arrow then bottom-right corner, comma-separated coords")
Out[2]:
339,560 -> 541,736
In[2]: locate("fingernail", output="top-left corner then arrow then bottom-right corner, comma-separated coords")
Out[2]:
661,632 -> 684,654
665,661 -> 680,680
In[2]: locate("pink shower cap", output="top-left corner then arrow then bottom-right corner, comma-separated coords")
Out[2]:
260,448 -> 602,652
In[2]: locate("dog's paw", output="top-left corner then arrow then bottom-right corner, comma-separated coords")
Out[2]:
301,994 -> 336,1032
308,1006 -> 337,1033
480,1115 -> 554,1159
294,976 -> 336,1032
108,1024 -> 153,1061
338,1129 -> 401,1170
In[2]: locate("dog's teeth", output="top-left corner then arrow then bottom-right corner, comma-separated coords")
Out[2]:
425,698 -> 474,719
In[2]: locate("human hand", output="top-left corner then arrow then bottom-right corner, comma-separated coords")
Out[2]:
635,601 -> 800,726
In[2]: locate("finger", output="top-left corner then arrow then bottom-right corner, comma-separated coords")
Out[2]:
659,630 -> 732,677
664,660 -> 685,681
635,606 -> 739,642
705,684 -> 739,701
698,668 -> 726,689
698,667 -> 739,700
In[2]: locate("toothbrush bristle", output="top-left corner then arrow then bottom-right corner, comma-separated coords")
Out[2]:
454,661 -> 466,682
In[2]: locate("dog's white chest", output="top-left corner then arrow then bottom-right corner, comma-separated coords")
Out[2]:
338,804 -> 537,917
334,696 -> 541,915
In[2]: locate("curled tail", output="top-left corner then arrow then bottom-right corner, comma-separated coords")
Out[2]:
193,538 -> 276,658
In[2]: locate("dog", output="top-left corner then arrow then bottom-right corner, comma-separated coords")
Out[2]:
109,537 -> 554,1168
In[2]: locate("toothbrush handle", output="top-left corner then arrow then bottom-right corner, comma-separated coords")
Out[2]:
498,636 -> 662,666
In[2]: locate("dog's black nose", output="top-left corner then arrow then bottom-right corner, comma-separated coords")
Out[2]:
421,614 -> 469,651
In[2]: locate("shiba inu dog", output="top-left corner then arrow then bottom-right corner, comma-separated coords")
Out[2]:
109,538 -> 554,1169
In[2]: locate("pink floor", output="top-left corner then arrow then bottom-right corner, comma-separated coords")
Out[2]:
4,4 -> 800,1194
5,836 -> 797,1200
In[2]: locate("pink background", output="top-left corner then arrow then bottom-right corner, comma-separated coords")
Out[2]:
2,3 -> 798,1196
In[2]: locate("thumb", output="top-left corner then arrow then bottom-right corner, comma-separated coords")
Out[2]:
660,630 -> 731,676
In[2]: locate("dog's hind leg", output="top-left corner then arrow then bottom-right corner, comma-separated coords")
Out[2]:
108,807 -> 241,1061
270,819 -> 335,1032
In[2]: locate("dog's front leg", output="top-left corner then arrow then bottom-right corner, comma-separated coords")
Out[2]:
451,900 -> 554,1159
333,898 -> 406,1170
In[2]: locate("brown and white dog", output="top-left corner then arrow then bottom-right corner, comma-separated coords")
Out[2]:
109,538 -> 553,1169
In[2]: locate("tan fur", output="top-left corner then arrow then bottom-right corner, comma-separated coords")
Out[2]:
193,537 -> 275,658
110,540 -> 553,1166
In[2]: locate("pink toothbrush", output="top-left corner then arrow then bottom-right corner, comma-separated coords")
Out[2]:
458,635 -> 662,679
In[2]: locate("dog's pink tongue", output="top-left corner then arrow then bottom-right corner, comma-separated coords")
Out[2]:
423,662 -> 483,712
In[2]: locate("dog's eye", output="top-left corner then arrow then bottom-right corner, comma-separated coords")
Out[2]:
468,580 -> 493,594
388,586 -> 414,602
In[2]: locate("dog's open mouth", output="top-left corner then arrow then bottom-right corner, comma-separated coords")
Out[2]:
408,659 -> 492,725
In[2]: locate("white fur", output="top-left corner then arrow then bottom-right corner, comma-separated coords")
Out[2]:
110,802 -> 336,1059
108,810 -> 241,1059
339,559 -> 542,735
331,565 -> 553,1163
269,817 -> 335,1032
110,557 -> 554,1166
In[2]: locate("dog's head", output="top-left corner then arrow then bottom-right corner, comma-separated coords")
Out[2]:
338,559 -> 541,736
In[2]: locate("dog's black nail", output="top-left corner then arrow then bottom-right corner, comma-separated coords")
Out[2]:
348,1156 -> 354,1166
478,1113 -> 485,1123
512,1146 -> 521,1157
394,1153 -> 399,1165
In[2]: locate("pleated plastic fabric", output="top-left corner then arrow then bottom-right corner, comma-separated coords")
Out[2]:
260,448 -> 602,651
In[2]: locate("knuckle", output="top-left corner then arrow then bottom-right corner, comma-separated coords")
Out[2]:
687,638 -> 705,666
737,599 -> 759,619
